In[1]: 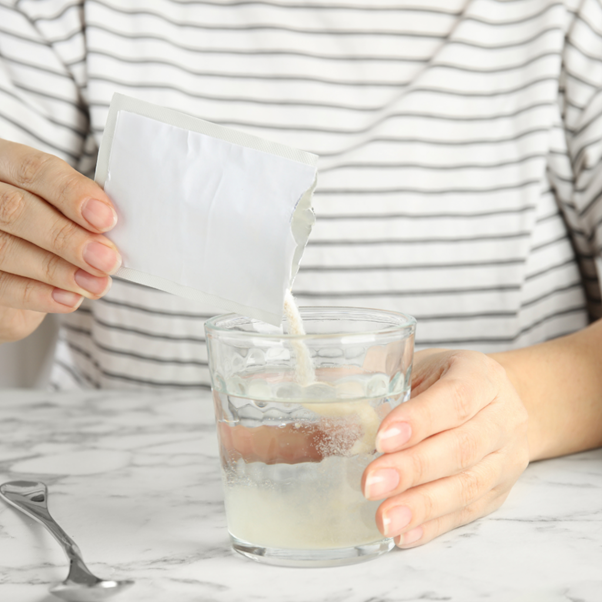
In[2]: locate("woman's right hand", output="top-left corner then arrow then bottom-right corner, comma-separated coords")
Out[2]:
0,139 -> 121,344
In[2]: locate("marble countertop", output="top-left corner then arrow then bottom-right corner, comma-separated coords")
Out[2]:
0,389 -> 600,602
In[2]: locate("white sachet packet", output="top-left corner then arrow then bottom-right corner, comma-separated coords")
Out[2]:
95,93 -> 318,326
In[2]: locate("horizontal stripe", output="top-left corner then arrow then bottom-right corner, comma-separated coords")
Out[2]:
8,0 -> 595,391
96,297 -> 214,318
7,79 -> 88,117
521,281 -> 586,309
566,36 -> 602,65
565,67 -> 599,90
299,258 -> 525,271
64,340 -> 211,388
87,45 -> 429,67
572,104 -> 602,139
316,205 -> 537,219
116,2 -> 463,15
0,50 -> 70,77
86,72 -> 559,105
64,325 -> 208,365
90,96 -> 554,131
574,12 -> 602,47
0,86 -> 87,137
321,155 -> 546,174
0,25 -> 52,46
317,128 -> 551,158
88,44 -> 560,77
294,284 -> 521,297
86,0 -> 565,37
525,257 -> 579,281
0,112 -> 80,161
54,357 -> 93,388
84,18 -> 563,51
418,306 -> 586,346
29,1 -> 463,23
29,1 -> 82,24
309,232 -> 530,246
86,21 -> 445,41
85,96 -> 556,122
317,179 -> 542,196
69,312 -> 207,343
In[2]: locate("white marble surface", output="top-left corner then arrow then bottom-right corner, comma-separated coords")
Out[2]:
0,389 -> 600,602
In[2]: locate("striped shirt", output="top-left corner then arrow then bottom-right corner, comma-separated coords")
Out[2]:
0,0 -> 601,390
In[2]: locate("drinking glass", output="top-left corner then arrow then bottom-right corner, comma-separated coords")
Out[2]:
205,307 -> 416,567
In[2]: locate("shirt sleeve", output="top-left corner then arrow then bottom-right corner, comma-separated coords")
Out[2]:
0,0 -> 93,172
548,0 -> 602,320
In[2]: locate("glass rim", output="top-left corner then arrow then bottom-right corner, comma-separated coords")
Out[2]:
204,306 -> 416,340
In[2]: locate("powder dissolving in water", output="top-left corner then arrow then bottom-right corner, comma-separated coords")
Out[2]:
221,290 -> 399,550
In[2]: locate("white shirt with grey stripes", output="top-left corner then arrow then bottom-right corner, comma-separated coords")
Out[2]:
1,0 -> 601,390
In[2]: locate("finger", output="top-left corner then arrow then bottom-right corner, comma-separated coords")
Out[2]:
374,448 -> 509,539
0,141 -> 117,233
0,231 -> 111,299
409,348 -> 452,396
375,351 -> 505,453
394,487 -> 510,548
364,406 -> 507,500
0,271 -> 83,313
0,182 -> 121,276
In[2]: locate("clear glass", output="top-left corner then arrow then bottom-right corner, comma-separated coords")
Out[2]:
205,307 -> 416,567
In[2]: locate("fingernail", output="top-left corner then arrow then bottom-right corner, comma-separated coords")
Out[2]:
52,288 -> 83,308
376,422 -> 412,453
364,468 -> 399,500
383,506 -> 412,537
82,198 -> 117,231
397,526 -> 423,547
83,241 -> 122,274
74,269 -> 112,296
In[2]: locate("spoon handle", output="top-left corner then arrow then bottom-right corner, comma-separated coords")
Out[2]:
0,480 -> 83,562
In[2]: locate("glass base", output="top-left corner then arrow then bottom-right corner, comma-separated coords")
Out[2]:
230,534 -> 395,568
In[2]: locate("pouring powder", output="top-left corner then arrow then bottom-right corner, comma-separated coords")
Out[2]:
283,289 -> 316,386
282,290 -> 381,455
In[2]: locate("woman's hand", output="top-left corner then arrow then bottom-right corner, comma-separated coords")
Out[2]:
362,349 -> 530,548
0,140 -> 121,344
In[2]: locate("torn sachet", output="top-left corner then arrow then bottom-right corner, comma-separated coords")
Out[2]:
95,93 -> 318,326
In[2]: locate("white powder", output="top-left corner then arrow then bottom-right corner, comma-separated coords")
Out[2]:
283,289 -> 316,385
281,291 -> 381,454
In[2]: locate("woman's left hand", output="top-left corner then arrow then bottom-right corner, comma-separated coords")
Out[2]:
362,349 -> 530,548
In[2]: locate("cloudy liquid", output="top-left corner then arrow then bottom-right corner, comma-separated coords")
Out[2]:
214,372 -> 408,550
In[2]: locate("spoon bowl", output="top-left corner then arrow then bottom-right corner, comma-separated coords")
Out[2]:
50,580 -> 132,602
0,481 -> 134,601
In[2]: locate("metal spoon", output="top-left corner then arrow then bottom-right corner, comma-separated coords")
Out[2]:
0,480 -> 134,601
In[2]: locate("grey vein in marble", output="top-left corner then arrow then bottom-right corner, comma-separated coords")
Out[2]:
0,390 -> 600,602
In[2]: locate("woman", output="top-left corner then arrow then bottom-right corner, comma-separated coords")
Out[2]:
0,0 -> 601,548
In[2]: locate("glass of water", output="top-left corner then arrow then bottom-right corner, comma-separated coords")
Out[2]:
205,307 -> 416,567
